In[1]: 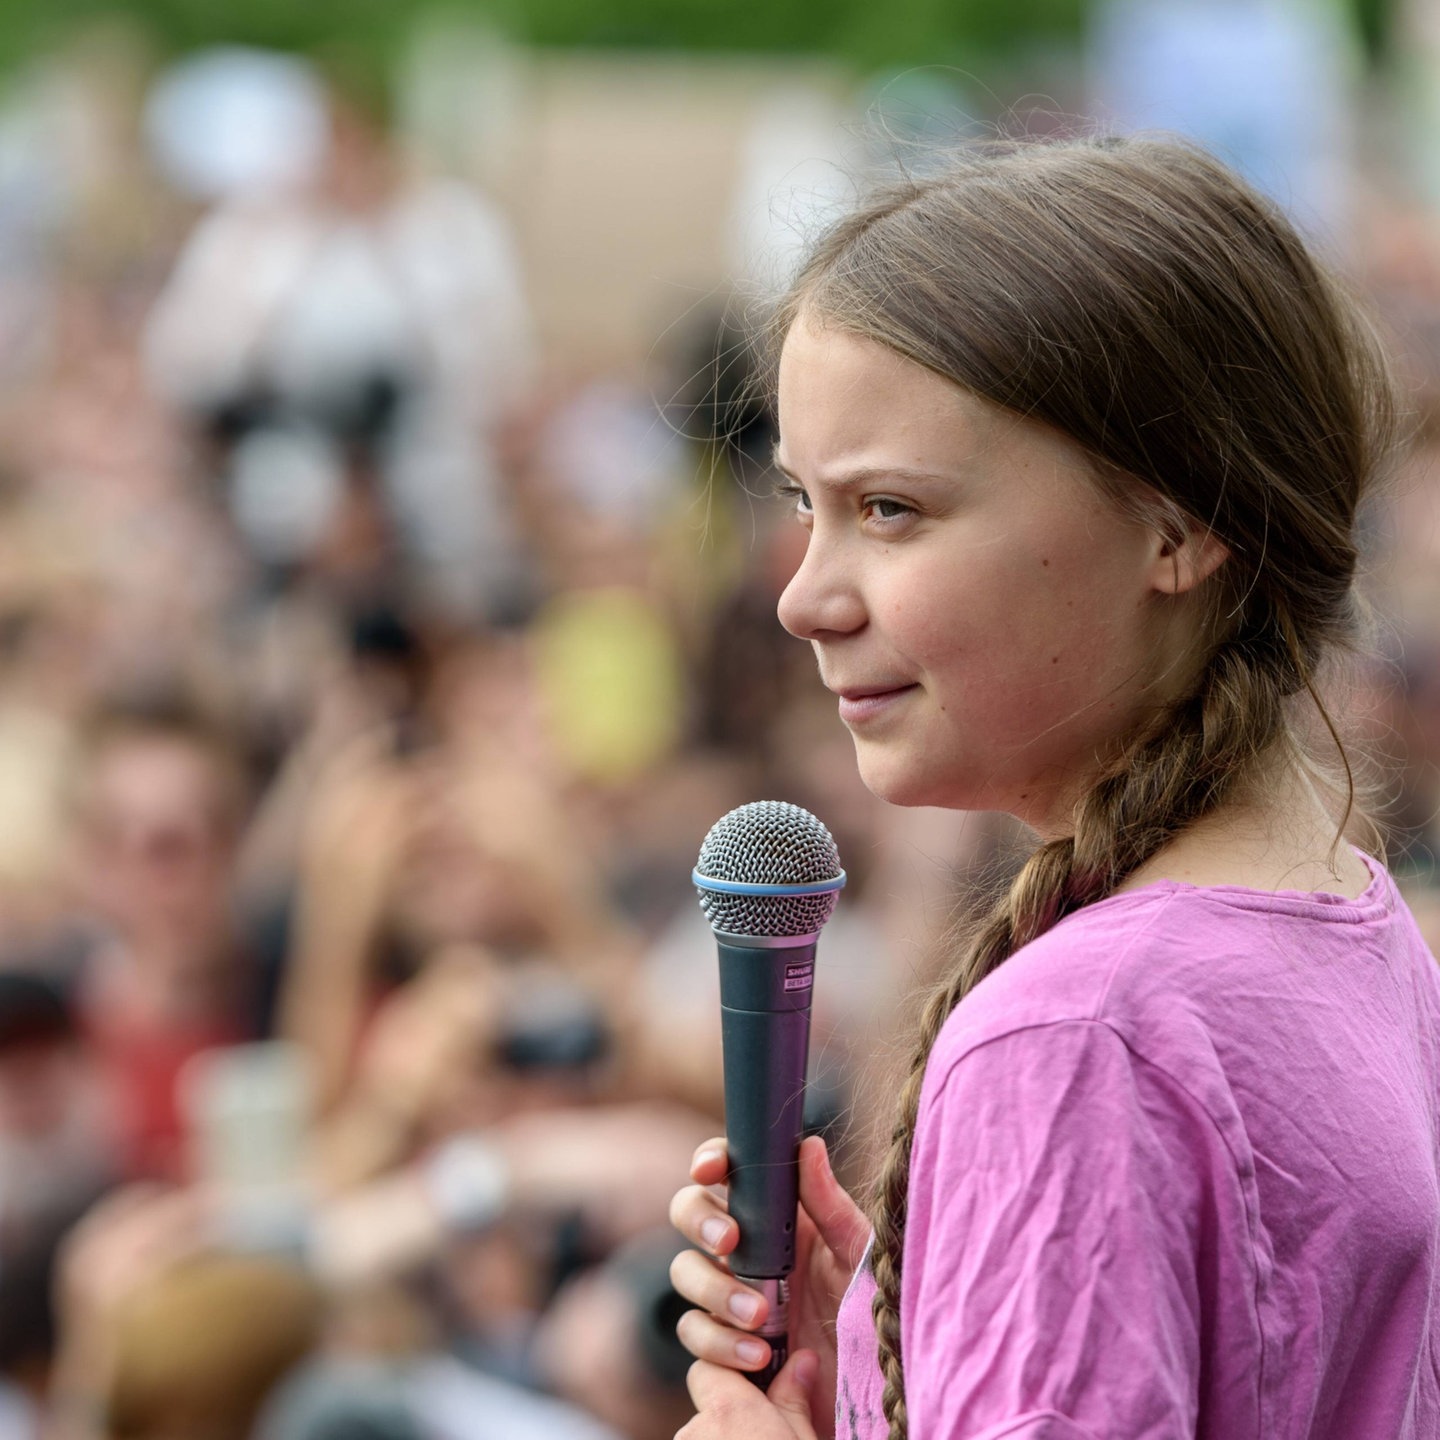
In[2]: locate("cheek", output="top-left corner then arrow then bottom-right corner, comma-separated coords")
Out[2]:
878,564 -> 971,660
876,527 -> 1145,681
886,567 -> 1035,680
920,577 -> 1131,711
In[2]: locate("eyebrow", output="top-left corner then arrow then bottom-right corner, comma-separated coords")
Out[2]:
771,447 -> 957,491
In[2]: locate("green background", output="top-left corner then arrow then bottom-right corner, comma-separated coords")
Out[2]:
0,0 -> 1395,85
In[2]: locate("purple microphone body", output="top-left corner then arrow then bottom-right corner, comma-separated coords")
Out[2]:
692,801 -> 845,1389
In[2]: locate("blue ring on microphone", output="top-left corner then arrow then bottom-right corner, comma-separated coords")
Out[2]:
692,869 -> 847,897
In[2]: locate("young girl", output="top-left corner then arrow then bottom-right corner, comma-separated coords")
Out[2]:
667,136 -> 1440,1439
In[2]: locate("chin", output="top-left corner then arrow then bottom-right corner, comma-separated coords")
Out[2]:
854,750 -> 958,810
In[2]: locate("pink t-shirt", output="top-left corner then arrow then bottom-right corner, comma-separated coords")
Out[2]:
836,853 -> 1440,1439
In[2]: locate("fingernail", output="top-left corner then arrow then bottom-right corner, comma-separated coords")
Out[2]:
728,1291 -> 761,1323
696,1149 -> 724,1170
736,1339 -> 769,1366
701,1218 -> 729,1250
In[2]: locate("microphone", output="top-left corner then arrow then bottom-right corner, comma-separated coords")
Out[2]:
692,800 -> 845,1388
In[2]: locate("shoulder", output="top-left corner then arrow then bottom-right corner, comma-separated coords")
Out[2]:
925,885 -> 1195,1079
922,854 -> 1436,1132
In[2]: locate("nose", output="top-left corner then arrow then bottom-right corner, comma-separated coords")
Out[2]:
776,532 -> 866,641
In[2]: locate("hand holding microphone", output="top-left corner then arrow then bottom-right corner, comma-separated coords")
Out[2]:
670,802 -> 870,1415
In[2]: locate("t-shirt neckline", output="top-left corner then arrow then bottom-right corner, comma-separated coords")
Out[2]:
1097,848 -> 1392,925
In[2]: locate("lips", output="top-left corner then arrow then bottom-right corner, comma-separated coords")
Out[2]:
836,684 -> 905,699
833,683 -> 918,725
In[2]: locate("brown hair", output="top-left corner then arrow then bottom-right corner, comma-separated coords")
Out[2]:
769,136 -> 1399,1438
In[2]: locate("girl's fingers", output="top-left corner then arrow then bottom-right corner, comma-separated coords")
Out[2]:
669,1247 -> 768,1329
676,1305 -> 773,1372
669,1182 -> 738,1257
679,1136 -> 870,1271
689,1138 -> 729,1185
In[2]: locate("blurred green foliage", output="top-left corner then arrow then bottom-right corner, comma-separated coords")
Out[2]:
0,0 -> 1392,82
0,0 -> 1082,80
476,0 -> 1086,61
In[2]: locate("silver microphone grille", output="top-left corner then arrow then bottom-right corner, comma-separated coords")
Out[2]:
694,800 -> 843,938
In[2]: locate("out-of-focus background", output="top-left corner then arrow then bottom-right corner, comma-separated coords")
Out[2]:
0,0 -> 1436,1436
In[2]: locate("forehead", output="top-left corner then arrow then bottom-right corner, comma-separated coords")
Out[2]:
85,736 -> 224,815
775,318 -> 998,474
777,315 -> 1082,483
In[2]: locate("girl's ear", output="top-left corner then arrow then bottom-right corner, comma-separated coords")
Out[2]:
1111,479 -> 1230,599
1150,519 -> 1230,596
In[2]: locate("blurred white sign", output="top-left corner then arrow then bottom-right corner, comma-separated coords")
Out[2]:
144,46 -> 328,201
1089,0 -> 1359,239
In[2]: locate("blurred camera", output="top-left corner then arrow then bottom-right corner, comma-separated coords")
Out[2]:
494,977 -> 610,1074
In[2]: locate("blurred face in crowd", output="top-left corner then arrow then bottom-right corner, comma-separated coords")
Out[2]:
0,979 -> 110,1181
391,781 -> 546,955
774,318 -> 1212,833
74,734 -> 240,955
0,1037 -> 87,1141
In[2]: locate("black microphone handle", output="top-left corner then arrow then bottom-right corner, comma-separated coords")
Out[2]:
716,932 -> 816,1387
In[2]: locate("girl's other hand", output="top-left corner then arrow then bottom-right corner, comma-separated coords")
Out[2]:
669,1134 -> 870,1440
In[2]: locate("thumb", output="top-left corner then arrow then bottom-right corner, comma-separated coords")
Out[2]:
798,1134 -> 872,1269
767,1347 -> 821,1437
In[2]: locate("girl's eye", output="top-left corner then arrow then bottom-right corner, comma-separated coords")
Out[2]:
865,497 -> 913,523
776,483 -> 812,515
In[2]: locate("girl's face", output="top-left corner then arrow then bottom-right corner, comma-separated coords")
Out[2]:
775,317 -> 1204,835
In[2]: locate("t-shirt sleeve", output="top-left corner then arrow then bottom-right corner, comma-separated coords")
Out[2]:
902,1019 -> 1238,1440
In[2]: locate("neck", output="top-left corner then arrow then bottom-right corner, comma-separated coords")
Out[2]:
1115,757 -> 1371,899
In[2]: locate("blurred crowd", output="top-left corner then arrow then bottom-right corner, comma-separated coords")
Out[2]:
0,22 -> 1437,1440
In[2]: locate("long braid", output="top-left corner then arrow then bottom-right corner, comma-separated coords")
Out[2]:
870,635 -> 1292,1438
